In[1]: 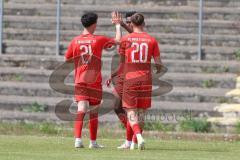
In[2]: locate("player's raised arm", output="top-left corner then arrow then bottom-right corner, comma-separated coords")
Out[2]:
106,40 -> 126,87
111,12 -> 122,43
120,20 -> 133,33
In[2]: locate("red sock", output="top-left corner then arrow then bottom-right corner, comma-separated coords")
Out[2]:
89,112 -> 98,141
118,113 -> 127,128
126,121 -> 134,141
132,134 -> 137,143
132,125 -> 143,143
132,124 -> 141,135
74,111 -> 85,138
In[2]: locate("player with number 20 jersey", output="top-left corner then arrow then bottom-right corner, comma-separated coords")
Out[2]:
120,32 -> 160,109
119,13 -> 161,150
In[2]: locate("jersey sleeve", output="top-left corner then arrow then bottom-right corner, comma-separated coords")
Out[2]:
152,38 -> 160,58
99,36 -> 115,49
65,39 -> 75,60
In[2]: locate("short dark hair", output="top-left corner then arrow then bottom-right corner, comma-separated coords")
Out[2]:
125,11 -> 137,19
81,12 -> 98,28
131,13 -> 144,26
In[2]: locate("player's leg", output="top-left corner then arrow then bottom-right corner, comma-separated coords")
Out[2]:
117,119 -> 134,149
113,80 -> 133,149
138,108 -> 146,138
114,99 -> 127,128
130,108 -> 145,150
114,95 -> 134,149
121,82 -> 143,150
74,100 -> 88,148
88,104 -> 104,149
126,108 -> 145,150
113,79 -> 128,128
88,99 -> 104,149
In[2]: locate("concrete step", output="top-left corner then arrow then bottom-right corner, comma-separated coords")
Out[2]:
1,55 -> 239,73
4,4 -> 240,21
159,87 -> 232,103
4,29 -> 240,48
2,40 -> 239,60
0,95 -> 221,118
0,109 -> 121,124
0,110 -> 60,123
5,0 -> 189,6
0,67 -> 237,89
0,81 -> 233,103
4,16 -> 240,35
5,0 -> 240,7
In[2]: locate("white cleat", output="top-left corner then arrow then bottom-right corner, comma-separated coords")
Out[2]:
89,142 -> 104,149
130,142 -> 137,150
117,141 -> 131,149
138,139 -> 145,150
75,140 -> 84,148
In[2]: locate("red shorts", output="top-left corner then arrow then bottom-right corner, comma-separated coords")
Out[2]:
75,83 -> 102,106
122,80 -> 152,109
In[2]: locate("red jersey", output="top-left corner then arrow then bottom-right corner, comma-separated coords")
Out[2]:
119,32 -> 160,81
65,34 -> 114,85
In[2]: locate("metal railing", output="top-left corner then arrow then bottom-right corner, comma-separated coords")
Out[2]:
56,0 -> 61,56
0,0 -> 206,59
0,0 -> 3,55
198,0 -> 204,61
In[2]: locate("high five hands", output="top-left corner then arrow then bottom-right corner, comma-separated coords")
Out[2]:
111,11 -> 122,25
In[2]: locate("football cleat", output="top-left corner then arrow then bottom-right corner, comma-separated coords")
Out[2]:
138,139 -> 145,150
89,142 -> 104,149
117,141 -> 131,149
75,139 -> 84,148
130,142 -> 137,150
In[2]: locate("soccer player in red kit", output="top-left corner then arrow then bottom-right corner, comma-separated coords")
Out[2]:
107,11 -> 138,149
65,12 -> 121,149
119,13 -> 162,150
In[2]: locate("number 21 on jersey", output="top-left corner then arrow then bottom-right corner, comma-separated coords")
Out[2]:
80,44 -> 93,64
131,42 -> 148,63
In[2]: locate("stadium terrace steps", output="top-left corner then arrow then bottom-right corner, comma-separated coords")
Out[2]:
4,16 -> 240,35
0,95 -> 221,119
0,81 -> 233,103
0,0 -> 239,124
207,77 -> 240,127
2,40 -> 239,60
5,0 -> 240,7
4,29 -> 240,47
1,55 -> 240,73
0,67 -> 237,88
3,14 -> 239,60
4,4 -> 240,21
0,109 -> 124,124
0,95 -> 218,114
0,110 -> 60,123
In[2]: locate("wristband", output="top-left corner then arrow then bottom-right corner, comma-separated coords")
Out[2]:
115,24 -> 121,29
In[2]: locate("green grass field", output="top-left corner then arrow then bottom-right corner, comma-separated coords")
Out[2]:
0,135 -> 240,160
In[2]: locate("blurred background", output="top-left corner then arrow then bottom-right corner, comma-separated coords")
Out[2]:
0,0 -> 240,135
